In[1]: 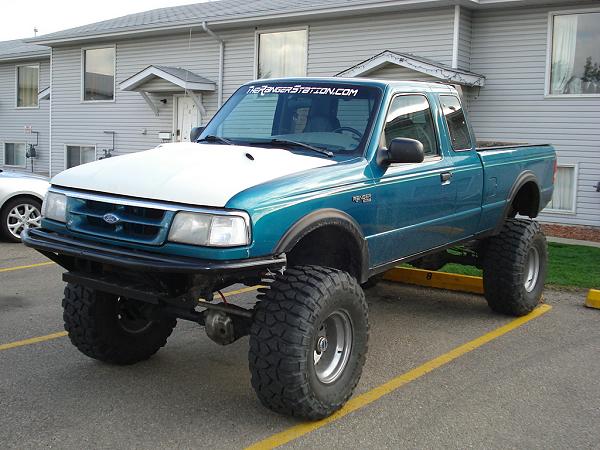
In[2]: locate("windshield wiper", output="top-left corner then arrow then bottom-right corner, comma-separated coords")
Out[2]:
266,139 -> 333,157
197,135 -> 235,145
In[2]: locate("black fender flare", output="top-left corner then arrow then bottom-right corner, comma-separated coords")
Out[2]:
274,208 -> 370,283
495,171 -> 541,232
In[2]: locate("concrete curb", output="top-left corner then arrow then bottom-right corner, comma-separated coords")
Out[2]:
383,267 -> 484,294
585,289 -> 600,309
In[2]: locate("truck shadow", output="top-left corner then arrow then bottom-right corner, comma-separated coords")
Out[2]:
3,283 -> 523,447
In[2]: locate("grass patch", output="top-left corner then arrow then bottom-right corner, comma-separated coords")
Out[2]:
410,243 -> 600,289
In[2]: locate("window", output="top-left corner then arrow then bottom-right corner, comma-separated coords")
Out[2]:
258,30 -> 307,79
382,95 -> 438,156
16,65 -> 39,108
546,165 -> 576,213
440,95 -> 472,150
4,143 -> 26,167
549,12 -> 600,95
83,47 -> 115,101
66,145 -> 96,168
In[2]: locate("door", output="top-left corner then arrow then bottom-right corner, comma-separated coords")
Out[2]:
368,93 -> 457,267
174,96 -> 201,142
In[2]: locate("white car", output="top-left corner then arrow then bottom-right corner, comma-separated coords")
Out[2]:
0,170 -> 49,242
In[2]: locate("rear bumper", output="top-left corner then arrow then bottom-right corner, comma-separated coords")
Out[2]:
21,228 -> 286,275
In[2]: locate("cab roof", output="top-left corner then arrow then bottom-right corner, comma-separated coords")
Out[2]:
246,77 -> 457,95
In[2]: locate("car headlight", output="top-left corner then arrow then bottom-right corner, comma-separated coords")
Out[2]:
168,212 -> 250,247
41,192 -> 67,223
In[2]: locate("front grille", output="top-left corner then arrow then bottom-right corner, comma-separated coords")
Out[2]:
67,197 -> 175,246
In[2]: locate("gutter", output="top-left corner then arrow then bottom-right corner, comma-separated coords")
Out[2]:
0,52 -> 51,63
201,21 -> 224,109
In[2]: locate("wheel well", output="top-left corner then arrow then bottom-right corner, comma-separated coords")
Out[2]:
1,194 -> 43,215
286,225 -> 363,281
509,181 -> 540,218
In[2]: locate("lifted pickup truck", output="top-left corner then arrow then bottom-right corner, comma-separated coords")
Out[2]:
23,78 -> 556,420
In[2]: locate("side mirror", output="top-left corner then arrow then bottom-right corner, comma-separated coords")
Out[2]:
190,126 -> 205,142
378,138 -> 424,165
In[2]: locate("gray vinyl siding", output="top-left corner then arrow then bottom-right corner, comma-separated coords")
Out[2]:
468,3 -> 600,227
49,7 -> 456,176
50,33 -> 221,176
457,7 -> 472,71
307,8 -> 455,76
0,59 -> 50,175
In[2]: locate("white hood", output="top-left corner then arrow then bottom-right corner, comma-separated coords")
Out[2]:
51,143 -> 335,207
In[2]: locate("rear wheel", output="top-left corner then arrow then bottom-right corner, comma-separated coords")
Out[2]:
482,219 -> 547,316
0,197 -> 42,243
249,265 -> 369,420
62,283 -> 176,365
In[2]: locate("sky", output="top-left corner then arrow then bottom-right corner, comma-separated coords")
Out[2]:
0,0 -> 202,41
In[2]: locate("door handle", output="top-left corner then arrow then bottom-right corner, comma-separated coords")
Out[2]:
440,172 -> 453,184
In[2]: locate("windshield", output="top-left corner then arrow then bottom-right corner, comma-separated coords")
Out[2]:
199,82 -> 383,157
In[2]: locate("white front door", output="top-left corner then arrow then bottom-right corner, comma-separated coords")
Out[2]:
175,96 -> 200,142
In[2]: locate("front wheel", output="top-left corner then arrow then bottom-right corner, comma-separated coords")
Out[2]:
62,283 -> 176,365
0,197 -> 42,242
249,266 -> 369,420
481,219 -> 548,316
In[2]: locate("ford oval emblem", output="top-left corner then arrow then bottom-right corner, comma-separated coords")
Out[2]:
103,213 -> 120,224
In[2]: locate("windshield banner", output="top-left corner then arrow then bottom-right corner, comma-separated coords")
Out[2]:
247,85 -> 359,97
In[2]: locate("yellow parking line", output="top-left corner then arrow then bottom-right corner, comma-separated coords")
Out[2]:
0,285 -> 260,353
0,261 -> 55,273
245,304 -> 552,450
0,331 -> 68,351
223,285 -> 261,297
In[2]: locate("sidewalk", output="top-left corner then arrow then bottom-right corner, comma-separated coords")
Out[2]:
546,236 -> 600,248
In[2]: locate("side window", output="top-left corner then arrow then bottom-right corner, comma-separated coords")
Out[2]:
383,95 -> 438,156
440,95 -> 472,151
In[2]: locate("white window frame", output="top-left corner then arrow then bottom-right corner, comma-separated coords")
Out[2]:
545,7 -> 600,98
544,163 -> 578,215
15,63 -> 40,109
64,144 -> 97,169
254,26 -> 309,80
81,44 -> 116,103
3,142 -> 27,168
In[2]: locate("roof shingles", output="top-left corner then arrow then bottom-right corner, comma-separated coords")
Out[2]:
0,39 -> 50,61
28,0 -> 448,43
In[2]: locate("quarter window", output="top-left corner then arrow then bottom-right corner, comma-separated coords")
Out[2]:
17,65 -> 39,108
549,12 -> 600,95
383,95 -> 438,156
83,47 -> 115,101
66,145 -> 96,168
4,143 -> 26,167
440,95 -> 472,150
258,30 -> 307,79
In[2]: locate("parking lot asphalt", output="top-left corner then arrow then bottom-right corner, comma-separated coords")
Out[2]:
1,242 -> 599,449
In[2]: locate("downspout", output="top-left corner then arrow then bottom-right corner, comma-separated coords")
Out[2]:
48,47 -> 53,177
451,5 -> 460,69
201,21 -> 224,108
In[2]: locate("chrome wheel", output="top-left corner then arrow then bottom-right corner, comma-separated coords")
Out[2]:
6,202 -> 41,239
313,310 -> 353,384
524,246 -> 540,293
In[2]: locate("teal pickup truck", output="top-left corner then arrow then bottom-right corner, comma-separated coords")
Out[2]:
23,78 -> 556,420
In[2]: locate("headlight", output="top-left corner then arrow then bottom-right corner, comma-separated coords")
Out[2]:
41,192 -> 67,223
168,212 -> 249,247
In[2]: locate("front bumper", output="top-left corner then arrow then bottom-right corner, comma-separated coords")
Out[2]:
21,228 -> 286,275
